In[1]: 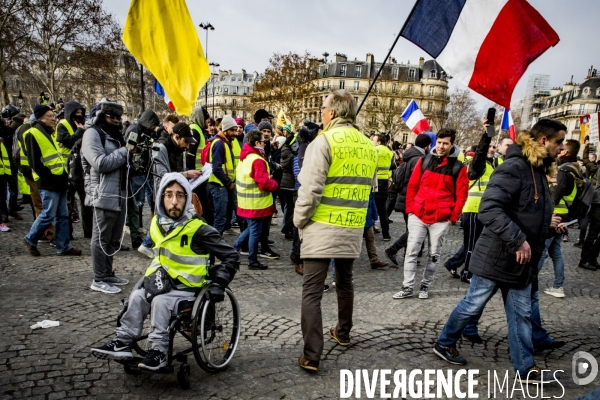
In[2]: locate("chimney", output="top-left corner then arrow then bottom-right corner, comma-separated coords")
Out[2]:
366,53 -> 374,64
419,57 -> 425,67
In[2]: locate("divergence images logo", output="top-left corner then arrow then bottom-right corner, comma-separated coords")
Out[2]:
572,351 -> 598,386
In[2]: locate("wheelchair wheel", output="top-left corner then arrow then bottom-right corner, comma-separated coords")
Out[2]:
116,306 -> 151,357
191,288 -> 240,372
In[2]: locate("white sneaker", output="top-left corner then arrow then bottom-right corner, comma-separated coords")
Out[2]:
418,285 -> 429,299
90,280 -> 121,294
124,226 -> 131,235
544,287 -> 565,298
0,223 -> 10,232
138,244 -> 154,258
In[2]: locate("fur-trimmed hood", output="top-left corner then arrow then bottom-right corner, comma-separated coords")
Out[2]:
506,131 -> 557,177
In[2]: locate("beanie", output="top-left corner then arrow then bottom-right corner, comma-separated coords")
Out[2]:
234,117 -> 245,128
257,120 -> 273,133
99,101 -> 124,117
414,133 -> 432,149
275,136 -> 286,148
282,124 -> 293,134
221,115 -> 238,132
33,105 -> 52,120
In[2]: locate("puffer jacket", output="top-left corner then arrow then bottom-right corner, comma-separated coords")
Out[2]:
81,126 -> 129,212
393,145 -> 426,213
280,134 -> 297,189
469,132 -> 554,288
406,145 -> 469,224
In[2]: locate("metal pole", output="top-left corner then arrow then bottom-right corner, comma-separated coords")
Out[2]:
140,63 -> 145,112
204,30 -> 209,106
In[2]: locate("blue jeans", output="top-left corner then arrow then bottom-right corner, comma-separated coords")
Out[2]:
144,178 -> 154,211
209,184 -> 229,234
130,175 -> 147,207
234,217 -> 263,264
530,290 -> 553,348
438,274 -> 535,374
142,232 -> 153,248
24,189 -> 70,253
537,234 -> 565,288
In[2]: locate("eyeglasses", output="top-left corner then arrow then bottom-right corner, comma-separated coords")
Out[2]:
163,192 -> 186,201
106,114 -> 122,121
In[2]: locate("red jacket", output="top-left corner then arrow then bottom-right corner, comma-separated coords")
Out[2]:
237,143 -> 279,219
405,149 -> 469,224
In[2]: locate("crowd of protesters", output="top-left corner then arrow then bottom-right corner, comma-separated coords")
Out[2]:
2,88 -> 599,390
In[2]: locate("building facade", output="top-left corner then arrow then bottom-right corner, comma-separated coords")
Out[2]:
197,70 -> 260,120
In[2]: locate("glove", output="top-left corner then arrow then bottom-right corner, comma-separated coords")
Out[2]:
460,269 -> 472,283
208,285 -> 225,303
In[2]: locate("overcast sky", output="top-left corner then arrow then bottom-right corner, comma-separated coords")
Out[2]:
104,0 -> 598,110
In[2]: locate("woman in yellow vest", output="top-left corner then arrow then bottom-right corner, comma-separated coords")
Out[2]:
370,133 -> 394,241
0,138 -> 12,231
233,130 -> 279,270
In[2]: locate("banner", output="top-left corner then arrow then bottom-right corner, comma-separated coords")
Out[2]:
589,113 -> 600,145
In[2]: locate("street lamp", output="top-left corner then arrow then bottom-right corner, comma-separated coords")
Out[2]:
199,22 -> 215,106
209,62 -> 219,116
17,90 -> 23,107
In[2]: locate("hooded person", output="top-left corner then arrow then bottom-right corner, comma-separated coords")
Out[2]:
55,100 -> 86,156
81,100 -> 132,294
91,172 -> 240,371
188,106 -> 210,171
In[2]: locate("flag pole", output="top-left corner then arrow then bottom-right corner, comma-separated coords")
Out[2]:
356,0 -> 421,116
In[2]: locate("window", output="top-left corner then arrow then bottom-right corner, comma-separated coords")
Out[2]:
323,67 -> 328,77
232,99 -> 237,106
596,88 -> 600,97
339,80 -> 345,89
233,86 -> 238,94
243,99 -> 247,106
327,81 -> 331,89
579,104 -> 586,114
392,68 -> 398,79
354,81 -> 360,91
429,86 -> 435,96
390,99 -> 395,108
583,87 -> 591,96
373,99 -> 379,107
243,87 -> 248,95
402,133 -> 409,143
408,85 -> 414,95
370,116 -> 377,125
408,69 -> 416,80
574,88 -> 580,97
224,87 -> 228,93
375,83 -> 380,93
340,64 -> 347,76
354,96 -> 358,103
232,110 -> 237,117
355,65 -> 362,77
427,102 -> 432,112
576,119 -> 581,129
430,69 -> 437,78
392,84 -> 396,93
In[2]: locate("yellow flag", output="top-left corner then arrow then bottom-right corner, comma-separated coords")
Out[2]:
277,109 -> 292,129
580,116 -> 588,144
122,0 -> 210,116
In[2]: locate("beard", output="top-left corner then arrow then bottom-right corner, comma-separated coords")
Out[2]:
167,207 -> 182,219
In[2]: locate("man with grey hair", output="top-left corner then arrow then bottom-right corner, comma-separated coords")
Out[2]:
294,89 -> 378,372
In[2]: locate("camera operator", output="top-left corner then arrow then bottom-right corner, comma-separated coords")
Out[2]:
124,110 -> 160,248
81,101 -> 133,294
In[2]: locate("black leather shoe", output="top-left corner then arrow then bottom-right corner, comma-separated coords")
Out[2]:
534,340 -> 566,353
462,333 -> 483,344
578,261 -> 597,271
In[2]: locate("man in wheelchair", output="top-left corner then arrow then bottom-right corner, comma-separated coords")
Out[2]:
91,173 -> 240,371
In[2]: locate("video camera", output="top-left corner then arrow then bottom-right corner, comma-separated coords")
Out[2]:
126,132 -> 160,174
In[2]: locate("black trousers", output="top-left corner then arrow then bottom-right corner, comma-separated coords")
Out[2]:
386,192 -> 396,218
461,212 -> 484,272
279,189 -> 296,235
260,216 -> 272,251
581,204 -> 600,263
374,194 -> 389,238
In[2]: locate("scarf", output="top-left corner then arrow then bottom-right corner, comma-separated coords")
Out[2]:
253,146 -> 265,156
158,207 -> 196,234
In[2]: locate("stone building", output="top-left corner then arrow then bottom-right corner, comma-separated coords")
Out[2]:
197,70 -> 260,120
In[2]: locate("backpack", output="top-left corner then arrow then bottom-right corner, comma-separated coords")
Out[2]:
68,138 -> 85,183
561,163 -> 594,220
390,162 -> 407,194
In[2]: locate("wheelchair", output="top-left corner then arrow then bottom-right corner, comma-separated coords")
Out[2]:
115,284 -> 241,389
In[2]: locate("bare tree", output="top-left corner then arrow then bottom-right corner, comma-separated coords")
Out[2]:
0,0 -> 32,104
362,81 -> 408,137
250,52 -> 320,126
445,88 -> 482,147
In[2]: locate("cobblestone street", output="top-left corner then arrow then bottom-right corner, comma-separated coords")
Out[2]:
1,209 -> 599,399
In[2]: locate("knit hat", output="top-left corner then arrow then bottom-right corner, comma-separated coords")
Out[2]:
275,136 -> 286,148
33,105 -> 52,120
172,122 -> 196,144
414,133 -> 432,149
234,117 -> 245,128
282,124 -> 293,134
257,120 -> 273,133
221,115 -> 238,132
253,109 -> 274,123
99,101 -> 124,117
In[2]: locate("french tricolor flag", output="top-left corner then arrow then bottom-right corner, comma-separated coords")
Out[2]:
400,0 -> 559,108
401,99 -> 430,134
153,79 -> 175,111
501,109 -> 516,141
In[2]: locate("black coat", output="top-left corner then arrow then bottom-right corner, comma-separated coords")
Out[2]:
393,146 -> 426,213
280,135 -> 297,189
469,133 -> 554,288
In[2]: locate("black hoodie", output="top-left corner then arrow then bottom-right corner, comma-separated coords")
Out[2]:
56,100 -> 86,151
26,121 -> 69,192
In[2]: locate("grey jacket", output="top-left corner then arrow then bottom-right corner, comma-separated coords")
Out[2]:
81,126 -> 129,212
152,143 -> 171,196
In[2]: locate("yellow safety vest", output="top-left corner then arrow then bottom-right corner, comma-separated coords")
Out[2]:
236,152 -> 273,211
0,142 -> 11,175
311,126 -> 377,228
232,139 -> 241,169
554,183 -> 576,215
54,119 -> 75,156
190,123 -> 206,170
18,172 -> 30,195
208,137 -> 235,186
28,126 -> 67,181
462,158 -> 503,213
146,216 -> 209,288
375,144 -> 393,180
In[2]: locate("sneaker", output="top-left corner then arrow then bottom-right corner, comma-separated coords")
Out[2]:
534,340 -> 566,353
103,276 -> 129,286
392,287 -> 413,299
59,248 -> 82,256
91,340 -> 133,360
259,249 -> 280,259
578,261 -> 597,271
0,223 -> 10,232
384,248 -> 399,267
525,366 -> 559,384
23,238 -> 40,256
331,281 -> 336,288
8,212 -> 22,220
90,280 -> 121,294
239,250 -> 249,256
445,263 -> 460,278
329,327 -> 350,346
138,348 -> 167,371
138,244 -> 154,258
433,342 -> 467,365
268,239 -> 275,245
49,239 -> 56,248
231,221 -> 239,228
573,242 -> 583,248
460,270 -> 472,283
388,219 -> 394,224
73,217 -> 80,223
562,235 -> 568,242
544,287 -> 565,298
462,333 -> 483,344
298,355 -> 319,372
418,285 -> 429,299
323,284 -> 330,292
248,262 -> 268,270
383,236 -> 391,242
